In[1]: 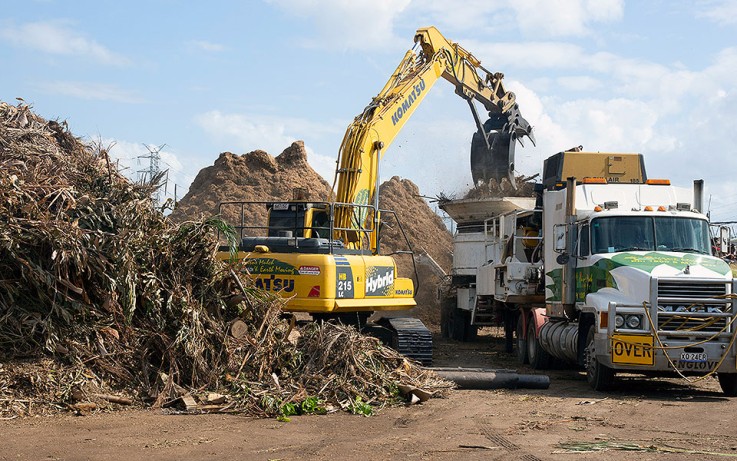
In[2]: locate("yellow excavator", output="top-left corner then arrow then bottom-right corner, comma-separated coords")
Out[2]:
219,26 -> 535,364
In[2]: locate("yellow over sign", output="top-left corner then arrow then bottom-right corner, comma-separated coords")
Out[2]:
611,334 -> 654,365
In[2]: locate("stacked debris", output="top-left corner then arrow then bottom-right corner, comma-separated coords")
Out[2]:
0,101 -> 451,418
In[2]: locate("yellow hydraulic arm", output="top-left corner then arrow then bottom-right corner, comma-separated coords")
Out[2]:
332,26 -> 534,252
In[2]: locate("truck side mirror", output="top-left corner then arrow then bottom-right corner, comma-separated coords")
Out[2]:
553,223 -> 566,253
720,226 -> 730,254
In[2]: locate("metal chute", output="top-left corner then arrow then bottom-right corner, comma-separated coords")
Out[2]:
470,105 -> 535,186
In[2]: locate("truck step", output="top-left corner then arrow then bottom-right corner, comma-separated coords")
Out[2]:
386,317 -> 433,366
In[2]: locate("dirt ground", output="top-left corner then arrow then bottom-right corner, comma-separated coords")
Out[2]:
3,329 -> 737,461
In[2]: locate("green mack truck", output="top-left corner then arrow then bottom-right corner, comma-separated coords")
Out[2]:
441,149 -> 737,394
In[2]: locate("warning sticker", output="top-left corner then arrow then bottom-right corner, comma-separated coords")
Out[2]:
298,265 -> 321,275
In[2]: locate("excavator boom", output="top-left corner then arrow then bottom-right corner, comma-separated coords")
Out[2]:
415,26 -> 536,185
333,26 -> 534,251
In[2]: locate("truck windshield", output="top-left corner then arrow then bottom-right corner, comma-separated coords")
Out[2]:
591,216 -> 711,255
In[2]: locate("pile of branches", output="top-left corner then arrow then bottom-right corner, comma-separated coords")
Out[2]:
0,101 -> 451,418
222,295 -> 449,417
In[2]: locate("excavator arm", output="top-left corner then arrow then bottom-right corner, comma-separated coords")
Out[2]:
332,26 -> 535,251
415,27 -> 536,184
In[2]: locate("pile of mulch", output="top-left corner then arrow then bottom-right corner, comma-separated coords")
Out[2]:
170,142 -> 333,230
0,101 -> 452,419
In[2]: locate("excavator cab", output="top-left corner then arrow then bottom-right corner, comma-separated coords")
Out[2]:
267,202 -> 331,239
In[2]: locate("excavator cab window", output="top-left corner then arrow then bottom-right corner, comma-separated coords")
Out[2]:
267,203 -> 308,237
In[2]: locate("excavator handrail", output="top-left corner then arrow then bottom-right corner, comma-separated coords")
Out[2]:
218,200 -> 380,255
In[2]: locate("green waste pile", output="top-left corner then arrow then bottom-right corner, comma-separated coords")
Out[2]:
0,101 -> 451,419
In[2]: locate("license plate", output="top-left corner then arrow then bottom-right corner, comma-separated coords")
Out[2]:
680,352 -> 707,363
611,334 -> 654,365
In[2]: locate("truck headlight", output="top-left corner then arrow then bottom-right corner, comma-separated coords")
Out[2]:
615,314 -> 625,328
625,315 -> 642,329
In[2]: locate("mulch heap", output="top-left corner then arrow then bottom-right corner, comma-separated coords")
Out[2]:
0,101 -> 451,419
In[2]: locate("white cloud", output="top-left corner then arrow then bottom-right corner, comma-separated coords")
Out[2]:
0,20 -> 130,66
189,40 -> 225,52
267,0 -> 624,51
474,41 -> 586,69
402,0 -> 623,38
697,0 -> 737,25
36,81 -> 144,103
556,75 -> 603,92
510,0 -> 623,37
267,0 -> 411,50
402,1 -> 509,32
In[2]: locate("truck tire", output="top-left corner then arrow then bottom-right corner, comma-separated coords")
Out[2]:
516,312 -> 529,364
440,298 -> 451,338
585,325 -> 615,391
718,373 -> 737,396
450,308 -> 477,342
504,310 -> 515,353
527,319 -> 552,369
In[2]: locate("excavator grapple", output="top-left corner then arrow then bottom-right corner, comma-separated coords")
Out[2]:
470,106 -> 535,185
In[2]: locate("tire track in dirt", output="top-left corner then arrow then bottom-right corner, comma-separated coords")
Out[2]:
478,421 -> 546,461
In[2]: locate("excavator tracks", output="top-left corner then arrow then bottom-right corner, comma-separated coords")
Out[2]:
385,317 -> 433,366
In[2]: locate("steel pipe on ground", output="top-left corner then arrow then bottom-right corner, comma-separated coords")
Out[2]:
431,367 -> 550,390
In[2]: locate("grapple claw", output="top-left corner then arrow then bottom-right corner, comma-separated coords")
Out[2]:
470,105 -> 534,186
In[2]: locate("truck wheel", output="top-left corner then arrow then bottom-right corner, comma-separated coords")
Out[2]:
450,308 -> 465,341
527,319 -> 551,369
440,299 -> 451,338
585,325 -> 615,391
465,320 -> 479,342
718,373 -> 737,396
504,310 -> 515,353
516,312 -> 529,364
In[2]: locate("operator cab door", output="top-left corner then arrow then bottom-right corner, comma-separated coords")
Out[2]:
578,222 -> 590,259
576,221 -> 591,303
267,203 -> 331,239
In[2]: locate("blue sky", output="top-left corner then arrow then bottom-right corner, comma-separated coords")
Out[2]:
2,0 -> 737,221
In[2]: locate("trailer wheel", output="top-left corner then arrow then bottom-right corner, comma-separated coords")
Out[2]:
718,373 -> 737,396
585,325 -> 615,391
527,319 -> 551,369
440,297 -> 452,338
504,309 -> 515,353
516,312 -> 529,364
449,308 -> 477,342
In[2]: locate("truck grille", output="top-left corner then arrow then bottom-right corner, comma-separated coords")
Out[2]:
656,280 -> 732,334
658,281 -> 728,299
